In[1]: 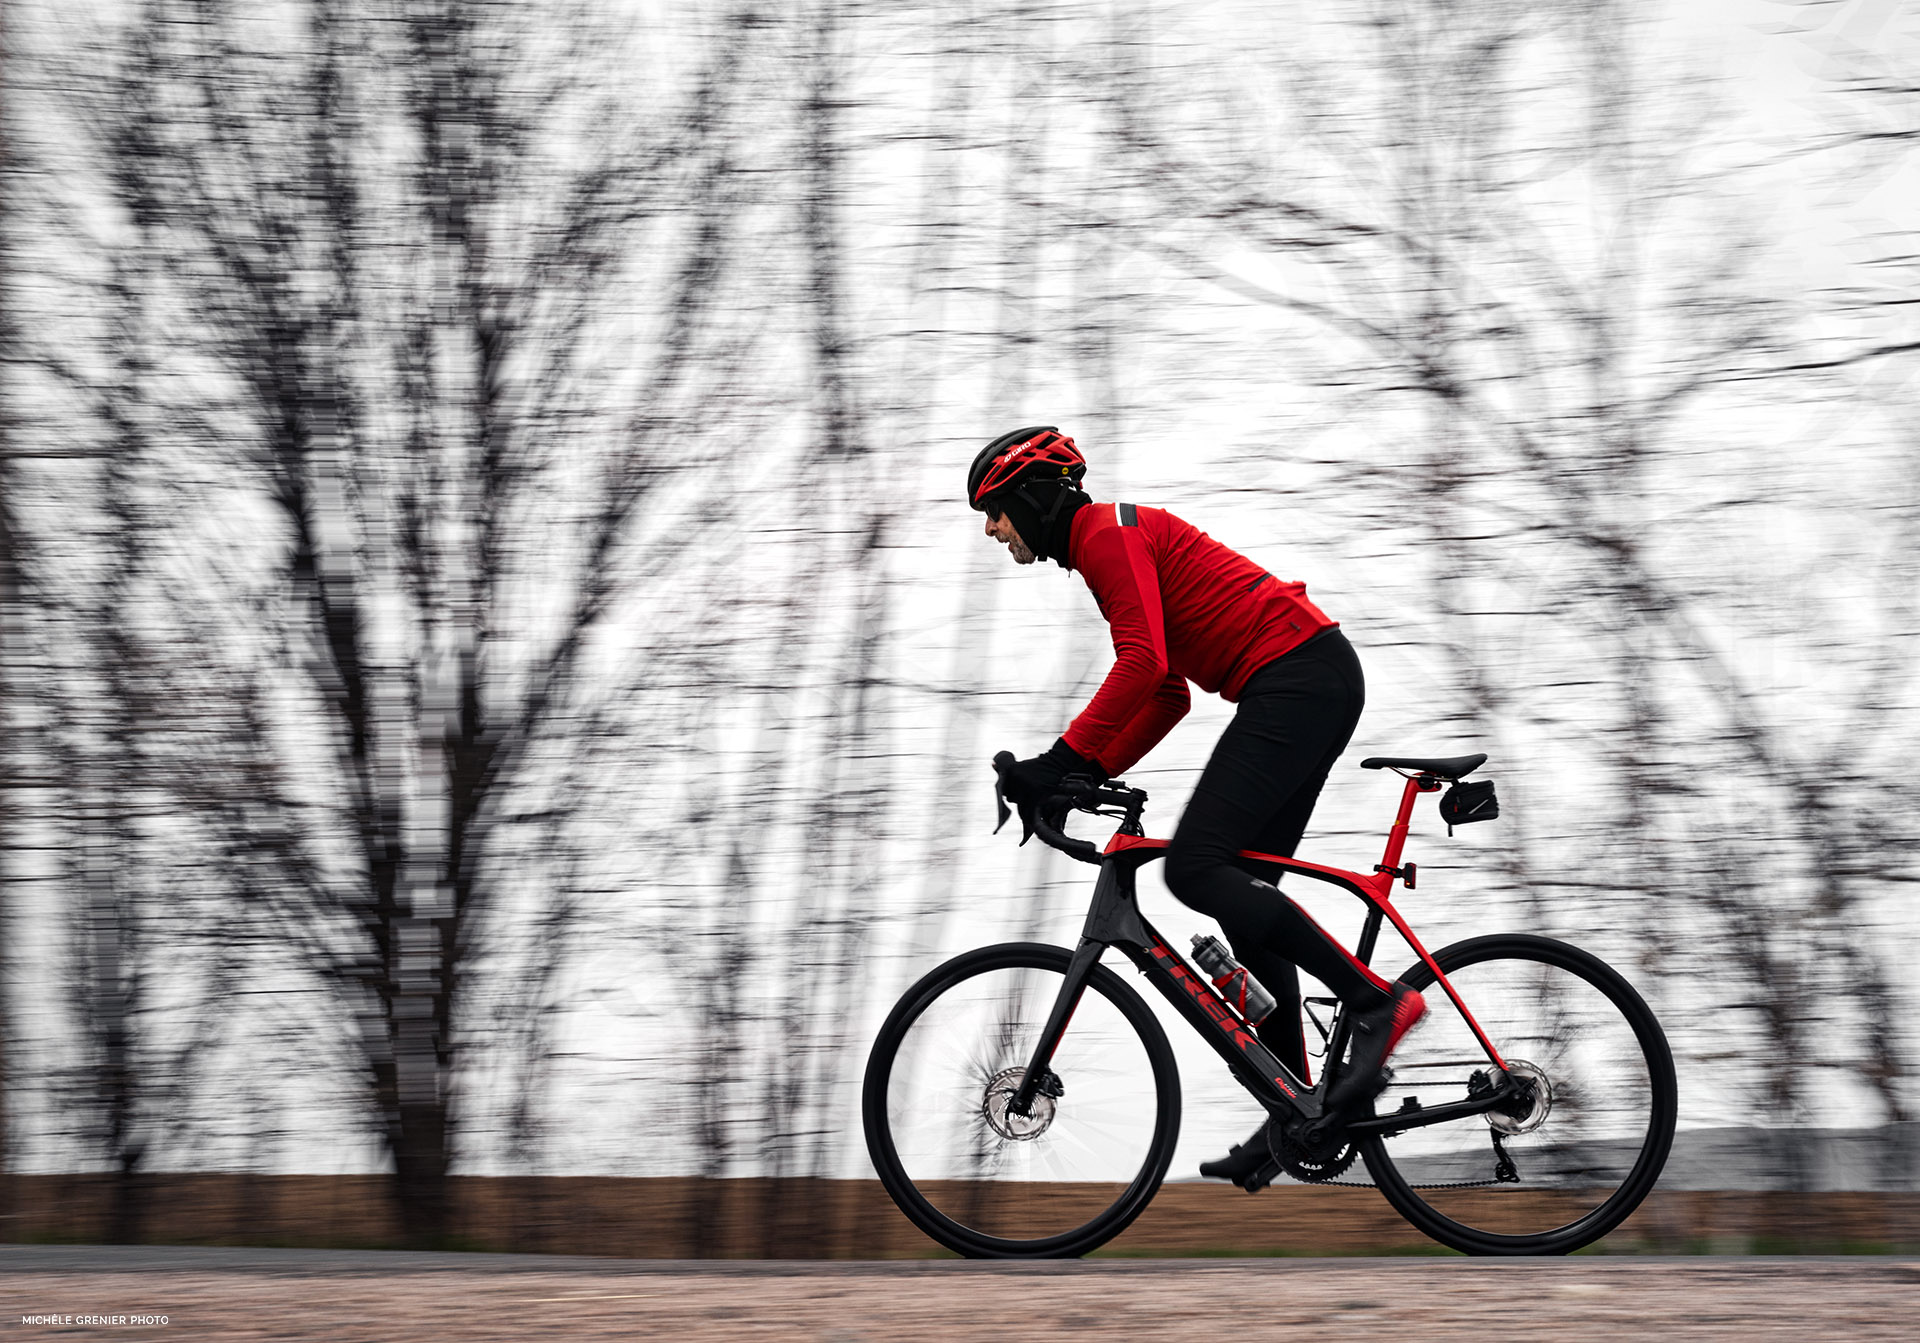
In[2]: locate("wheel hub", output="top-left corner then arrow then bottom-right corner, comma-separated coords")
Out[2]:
1487,1059 -> 1553,1136
982,1066 -> 1057,1141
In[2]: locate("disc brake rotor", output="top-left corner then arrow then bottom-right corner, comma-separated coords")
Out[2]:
1487,1059 -> 1553,1136
982,1066 -> 1057,1141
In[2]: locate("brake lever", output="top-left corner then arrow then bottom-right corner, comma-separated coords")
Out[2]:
1003,790 -> 1037,845
990,751 -> 1035,845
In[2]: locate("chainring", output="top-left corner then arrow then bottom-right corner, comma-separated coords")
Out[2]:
1269,1124 -> 1359,1183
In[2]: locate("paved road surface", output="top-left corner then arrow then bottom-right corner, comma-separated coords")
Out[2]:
5,1247 -> 1917,1339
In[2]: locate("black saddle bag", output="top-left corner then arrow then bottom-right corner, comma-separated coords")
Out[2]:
1439,778 -> 1498,834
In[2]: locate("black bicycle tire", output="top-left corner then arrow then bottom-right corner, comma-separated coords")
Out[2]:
862,941 -> 1181,1259
1358,933 -> 1677,1256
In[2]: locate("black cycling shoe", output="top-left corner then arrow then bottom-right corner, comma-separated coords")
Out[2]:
1326,981 -> 1428,1114
1198,1117 -> 1282,1193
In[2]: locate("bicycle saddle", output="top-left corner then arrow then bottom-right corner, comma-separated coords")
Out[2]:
1359,752 -> 1487,779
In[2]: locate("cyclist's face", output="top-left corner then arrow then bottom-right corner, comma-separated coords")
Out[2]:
984,509 -> 1036,565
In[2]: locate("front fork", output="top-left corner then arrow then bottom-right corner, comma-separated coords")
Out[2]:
1006,939 -> 1100,1118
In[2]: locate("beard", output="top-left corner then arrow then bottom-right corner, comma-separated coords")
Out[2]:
1007,533 -> 1036,565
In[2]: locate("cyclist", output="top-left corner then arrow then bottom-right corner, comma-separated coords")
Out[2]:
971,425 -> 1427,1191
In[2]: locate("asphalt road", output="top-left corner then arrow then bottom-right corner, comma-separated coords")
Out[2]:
6,1246 -> 1918,1339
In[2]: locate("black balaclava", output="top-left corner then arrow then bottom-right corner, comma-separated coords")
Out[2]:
997,480 -> 1091,568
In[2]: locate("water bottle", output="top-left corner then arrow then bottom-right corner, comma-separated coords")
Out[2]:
1190,934 -> 1277,1025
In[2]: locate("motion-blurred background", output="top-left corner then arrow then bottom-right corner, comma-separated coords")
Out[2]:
2,0 -> 1916,1254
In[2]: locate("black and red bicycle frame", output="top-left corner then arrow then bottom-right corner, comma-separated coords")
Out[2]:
1006,771 -> 1515,1135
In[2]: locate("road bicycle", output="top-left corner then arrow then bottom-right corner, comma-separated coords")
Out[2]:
861,751 -> 1676,1257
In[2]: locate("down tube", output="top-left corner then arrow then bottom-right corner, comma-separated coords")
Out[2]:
1120,929 -> 1319,1119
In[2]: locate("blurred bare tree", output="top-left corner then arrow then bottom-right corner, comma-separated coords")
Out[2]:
0,0 -> 19,1224
6,0 -> 781,1242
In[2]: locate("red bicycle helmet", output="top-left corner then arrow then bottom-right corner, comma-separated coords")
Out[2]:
967,426 -> 1086,511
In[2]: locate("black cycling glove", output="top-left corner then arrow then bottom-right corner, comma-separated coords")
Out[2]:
1000,738 -> 1107,807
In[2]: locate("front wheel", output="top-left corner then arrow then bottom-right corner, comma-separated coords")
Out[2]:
862,942 -> 1181,1258
1358,933 -> 1677,1255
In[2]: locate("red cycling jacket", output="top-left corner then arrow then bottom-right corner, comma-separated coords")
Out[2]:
1061,502 -> 1337,775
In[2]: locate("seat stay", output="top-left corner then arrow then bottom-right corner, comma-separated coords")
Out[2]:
1346,876 -> 1510,1073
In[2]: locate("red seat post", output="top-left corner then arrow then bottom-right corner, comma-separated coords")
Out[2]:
1379,773 -> 1436,875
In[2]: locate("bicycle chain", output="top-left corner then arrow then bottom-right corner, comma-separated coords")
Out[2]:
1291,1150 -> 1510,1189
1319,1173 -> 1510,1190
1311,1129 -> 1521,1190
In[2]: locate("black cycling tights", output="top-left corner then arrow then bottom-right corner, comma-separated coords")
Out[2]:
1164,628 -> 1390,1081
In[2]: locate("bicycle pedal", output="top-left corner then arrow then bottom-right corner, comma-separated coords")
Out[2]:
1239,1160 -> 1281,1194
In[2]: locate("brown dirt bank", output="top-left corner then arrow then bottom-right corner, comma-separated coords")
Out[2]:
7,1174 -> 1919,1257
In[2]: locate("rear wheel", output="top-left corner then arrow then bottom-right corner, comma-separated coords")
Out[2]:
863,942 -> 1180,1258
1358,933 -> 1676,1255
